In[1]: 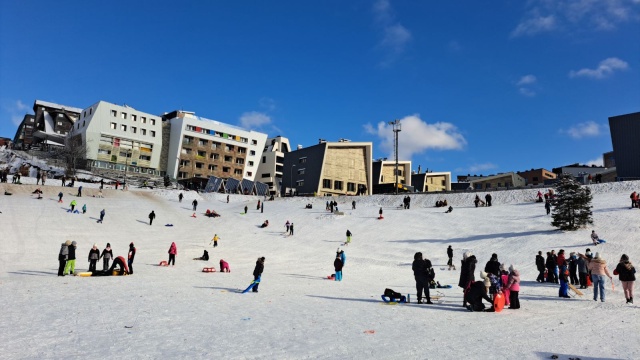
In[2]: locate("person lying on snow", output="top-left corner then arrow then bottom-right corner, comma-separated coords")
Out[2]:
260,220 -> 269,228
194,250 -> 209,261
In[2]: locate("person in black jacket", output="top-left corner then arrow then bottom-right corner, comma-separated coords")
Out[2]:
64,241 -> 77,275
192,199 -> 198,211
465,280 -> 494,312
545,252 -> 557,283
447,246 -> 455,270
58,241 -> 70,276
484,253 -> 501,277
88,244 -> 100,272
412,252 -> 433,304
568,252 -> 579,285
100,243 -> 113,271
252,257 -> 265,292
535,251 -> 545,282
128,242 -> 136,274
485,193 -> 492,207
334,254 -> 344,281
615,254 -> 636,304
148,210 -> 156,225
458,251 -> 477,307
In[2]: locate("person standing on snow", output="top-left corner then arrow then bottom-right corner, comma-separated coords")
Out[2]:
98,209 -> 105,223
285,221 -> 290,234
569,252 -> 579,285
252,257 -> 265,292
458,251 -> 477,307
334,253 -> 344,281
178,193 -> 183,203
88,244 -> 100,272
352,200 -> 356,210
545,200 -> 551,215
100,243 -> 113,271
192,199 -> 198,211
614,254 -> 636,304
128,242 -> 136,274
345,230 -> 352,245
148,210 -> 156,225
484,253 -> 501,277
447,245 -> 456,270
211,234 -> 220,248
289,222 -> 294,236
576,253 -> 589,289
412,252 -> 433,304
82,204 -> 87,214
77,185 -> 83,197
58,241 -> 70,276
506,264 -> 521,309
70,199 -> 77,212
485,193 -> 492,207
168,242 -> 177,266
579,252 -> 613,302
535,251 -> 545,282
378,207 -> 383,218
58,191 -> 63,203
244,205 -> 248,214
64,241 -> 77,275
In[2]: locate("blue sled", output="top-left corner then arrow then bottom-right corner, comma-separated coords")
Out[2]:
381,295 -> 406,303
242,276 -> 261,293
598,239 -> 606,244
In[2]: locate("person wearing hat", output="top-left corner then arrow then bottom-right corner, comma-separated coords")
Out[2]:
128,242 -> 136,274
100,243 -> 113,271
614,254 -> 636,304
64,241 -> 77,275
148,210 -> 156,225
334,253 -> 344,282
506,264 -> 521,309
447,246 -> 456,271
458,251 -> 477,307
578,252 -> 613,302
252,257 -> 265,292
88,244 -> 100,272
168,242 -> 177,266
58,241 -> 70,276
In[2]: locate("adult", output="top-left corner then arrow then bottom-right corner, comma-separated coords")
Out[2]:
285,221 -> 290,234
569,252 -> 579,285
192,199 -> 198,211
591,230 -> 600,246
474,195 -> 480,208
226,195 -> 229,203
244,206 -> 248,214
100,243 -> 113,271
458,251 -> 477,307
579,252 -> 612,302
77,185 -> 83,197
36,170 -> 41,185
614,254 -> 636,304
98,209 -> 105,223
352,200 -> 356,210
378,207 -> 383,218
485,193 -> 492,207
252,257 -> 265,292
261,203 -> 263,213
546,251 -> 557,283
100,179 -> 104,189
334,253 -> 344,281
465,280 -> 493,312
58,241 -> 70,276
168,242 -> 177,266
64,241 -> 77,275
506,264 -> 521,309
70,200 -> 77,212
576,253 -> 589,289
535,251 -> 545,282
148,210 -> 156,225
178,193 -> 183,202
128,242 -> 136,275
484,253 -> 501,277
58,191 -> 63,203
545,200 -> 551,215
88,244 -> 100,272
289,223 -> 294,236
412,252 -> 433,304
447,245 -> 455,270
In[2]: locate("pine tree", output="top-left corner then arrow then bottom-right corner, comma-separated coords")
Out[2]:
551,174 -> 593,231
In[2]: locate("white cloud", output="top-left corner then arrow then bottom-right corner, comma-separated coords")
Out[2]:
585,157 -> 604,166
259,97 -> 276,111
468,163 -> 498,173
364,114 -> 466,160
519,88 -> 537,97
372,0 -> 412,65
517,75 -> 537,86
511,0 -> 640,37
511,15 -> 557,37
2,100 -> 30,126
380,24 -> 412,54
569,57 -> 629,79
516,75 -> 537,97
239,111 -> 271,129
560,121 -> 603,139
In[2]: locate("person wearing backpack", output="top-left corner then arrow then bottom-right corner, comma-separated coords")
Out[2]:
412,252 -> 433,304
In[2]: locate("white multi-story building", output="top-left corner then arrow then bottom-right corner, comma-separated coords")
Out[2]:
255,136 -> 292,196
164,111 -> 268,181
69,101 -> 165,176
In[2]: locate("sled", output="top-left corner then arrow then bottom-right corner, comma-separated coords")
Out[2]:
381,295 -> 406,303
158,261 -> 168,266
242,276 -> 261,293
493,292 -> 505,312
327,274 -> 335,280
77,272 -> 93,277
202,267 -> 217,273
165,224 -> 174,227
568,283 -> 584,296
597,239 -> 606,244
378,216 -> 384,220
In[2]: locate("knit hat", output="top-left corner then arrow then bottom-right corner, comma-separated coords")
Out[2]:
65,240 -> 72,246
71,241 -> 77,246
508,264 -> 514,272
621,254 -> 629,262
594,252 -> 600,259
480,271 -> 488,279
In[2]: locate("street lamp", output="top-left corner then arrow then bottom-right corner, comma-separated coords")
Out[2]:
290,164 -> 296,197
389,119 -> 401,195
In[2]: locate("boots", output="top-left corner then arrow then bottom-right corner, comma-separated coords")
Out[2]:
417,298 -> 423,304
426,298 -> 433,304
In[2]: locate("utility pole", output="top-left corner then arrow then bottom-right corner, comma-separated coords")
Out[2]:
389,119 -> 402,195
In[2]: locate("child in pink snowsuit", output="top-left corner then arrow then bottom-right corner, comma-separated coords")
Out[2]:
220,259 -> 230,273
500,264 -> 510,306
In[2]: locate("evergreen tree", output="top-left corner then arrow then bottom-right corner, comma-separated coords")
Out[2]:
551,174 -> 593,231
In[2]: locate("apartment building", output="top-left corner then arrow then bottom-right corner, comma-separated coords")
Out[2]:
255,136 -> 292,196
412,171 -> 452,192
469,172 -> 526,190
14,100 -> 82,149
164,111 -> 268,181
516,168 -> 556,186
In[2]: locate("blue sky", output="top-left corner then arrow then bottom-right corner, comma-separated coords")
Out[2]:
1,0 -> 638,175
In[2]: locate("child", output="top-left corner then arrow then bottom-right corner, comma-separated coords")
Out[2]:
58,191 -> 63,203
82,204 -> 87,214
500,264 -> 511,307
345,230 -> 352,245
211,234 -> 219,248
507,265 -> 521,309
88,244 -> 100,272
220,259 -> 230,272
559,260 -> 570,298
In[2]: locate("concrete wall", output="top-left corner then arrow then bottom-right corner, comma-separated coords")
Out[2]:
609,112 -> 640,179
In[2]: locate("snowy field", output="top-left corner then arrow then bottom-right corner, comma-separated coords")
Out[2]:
0,179 -> 639,360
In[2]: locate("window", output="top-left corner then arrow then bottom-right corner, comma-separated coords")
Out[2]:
238,147 -> 246,154
198,140 -> 207,147
347,183 -> 356,192
262,173 -> 271,178
89,108 -> 92,115
223,167 -> 230,173
182,148 -> 192,155
121,113 -> 127,119
98,149 -> 111,155
236,159 -> 245,165
179,160 -> 190,167
196,162 -> 204,169
250,150 -> 256,156
297,168 -> 305,175
323,179 -> 332,189
150,131 -> 156,137
197,150 -> 206,158
111,110 -> 117,117
119,151 -> 132,158
110,122 -> 117,130
225,145 -> 234,152
248,161 -> 254,166
532,176 -> 539,182
208,164 -> 218,171
251,139 -> 258,145
131,127 -> 137,134
121,124 -> 127,131
131,114 -> 137,121
141,117 -> 147,124
210,153 -> 219,160
178,172 -> 188,179
224,155 -> 232,162
150,119 -> 156,126
141,129 -> 147,136
296,180 -> 304,187
139,155 -> 151,161
262,156 -> 266,163
234,169 -> 243,175
334,180 -> 343,190
82,121 -> 85,127
299,157 -> 307,163
246,171 -> 252,177
211,142 -> 220,150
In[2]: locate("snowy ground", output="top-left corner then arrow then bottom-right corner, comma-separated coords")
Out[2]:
0,179 -> 638,360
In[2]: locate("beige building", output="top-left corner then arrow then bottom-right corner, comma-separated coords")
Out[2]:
412,171 -> 452,192
373,160 -> 412,186
469,172 -> 526,190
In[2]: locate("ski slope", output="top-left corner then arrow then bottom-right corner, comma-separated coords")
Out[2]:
0,179 -> 638,360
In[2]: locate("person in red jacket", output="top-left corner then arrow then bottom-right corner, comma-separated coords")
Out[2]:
168,242 -> 177,266
557,249 -> 566,267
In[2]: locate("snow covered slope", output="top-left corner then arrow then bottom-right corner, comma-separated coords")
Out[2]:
0,181 -> 638,359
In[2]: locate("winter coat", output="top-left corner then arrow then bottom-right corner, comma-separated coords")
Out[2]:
545,255 -> 555,269
465,280 -> 493,305
458,255 -> 477,288
576,257 -> 588,273
535,255 -> 545,271
128,244 -> 136,261
70,200 -> 77,206
569,256 -> 578,272
559,265 -> 569,282
59,244 -> 69,261
447,247 -> 453,259
346,230 -> 352,237
484,258 -> 501,277
587,258 -> 612,277
100,248 -> 113,260
88,248 -> 100,261
334,257 -> 343,272
168,243 -> 177,255
253,259 -> 264,276
149,211 -> 155,220
68,244 -> 76,260
338,251 -> 346,266
507,270 -> 520,291
615,261 -> 636,282
557,253 -> 566,267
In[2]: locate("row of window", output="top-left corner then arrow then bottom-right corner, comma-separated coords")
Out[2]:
109,110 -> 157,126
185,125 -> 258,145
110,123 -> 156,137
179,155 -> 252,166
182,136 -> 248,154
322,179 -> 357,192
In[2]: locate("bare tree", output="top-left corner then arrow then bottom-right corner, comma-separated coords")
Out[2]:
53,134 -> 87,176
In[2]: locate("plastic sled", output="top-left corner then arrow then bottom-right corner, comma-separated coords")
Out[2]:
77,272 -> 93,277
568,283 -> 584,296
202,267 -> 217,273
493,292 -> 505,312
158,261 -> 168,266
165,224 -> 174,227
378,216 -> 384,220
597,239 -> 606,244
242,276 -> 261,293
381,295 -> 406,303
327,274 -> 335,280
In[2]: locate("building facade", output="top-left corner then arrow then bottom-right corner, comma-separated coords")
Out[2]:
609,112 -> 640,180
516,168 -> 556,186
164,111 -> 267,182
411,171 -> 452,192
13,114 -> 36,148
469,172 -> 526,190
13,100 -> 82,149
372,160 -> 412,186
283,141 -> 372,196
69,101 -> 164,176
255,136 -> 291,196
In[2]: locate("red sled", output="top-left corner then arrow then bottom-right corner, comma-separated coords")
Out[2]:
158,261 -> 168,266
378,216 -> 384,220
493,292 -> 505,313
327,274 -> 335,280
202,267 -> 217,273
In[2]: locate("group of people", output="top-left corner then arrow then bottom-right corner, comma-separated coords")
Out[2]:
58,241 -> 135,276
284,221 -> 294,235
474,193 -> 492,207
